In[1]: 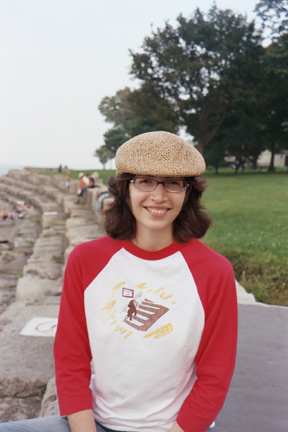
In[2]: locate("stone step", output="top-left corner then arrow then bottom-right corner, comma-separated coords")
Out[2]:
0,300 -> 59,421
0,182 -> 58,213
0,173 -> 68,420
0,169 -> 106,420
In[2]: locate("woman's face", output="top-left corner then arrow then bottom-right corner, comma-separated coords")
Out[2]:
128,176 -> 187,239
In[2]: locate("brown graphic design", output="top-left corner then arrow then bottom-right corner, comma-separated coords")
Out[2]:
127,300 -> 138,320
124,298 -> 168,332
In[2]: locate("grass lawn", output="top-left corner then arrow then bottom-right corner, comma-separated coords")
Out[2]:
41,168 -> 288,306
202,172 -> 288,306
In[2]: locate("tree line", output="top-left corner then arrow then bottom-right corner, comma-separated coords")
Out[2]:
96,0 -> 288,173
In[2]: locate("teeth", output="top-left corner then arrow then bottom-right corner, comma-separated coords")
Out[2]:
149,208 -> 166,214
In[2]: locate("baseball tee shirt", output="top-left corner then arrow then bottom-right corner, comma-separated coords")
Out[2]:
54,236 -> 237,432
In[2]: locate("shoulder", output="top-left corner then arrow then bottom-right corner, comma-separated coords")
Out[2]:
68,236 -> 124,263
179,240 -> 236,308
179,239 -> 233,274
65,237 -> 126,287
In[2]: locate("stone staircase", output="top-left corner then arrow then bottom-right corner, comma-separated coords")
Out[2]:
0,168 -> 106,421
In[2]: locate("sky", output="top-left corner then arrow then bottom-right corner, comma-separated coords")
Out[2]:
0,0 -> 259,171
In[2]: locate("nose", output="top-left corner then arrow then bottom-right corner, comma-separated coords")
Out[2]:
150,183 -> 167,201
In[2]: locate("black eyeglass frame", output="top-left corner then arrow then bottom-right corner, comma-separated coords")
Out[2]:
130,176 -> 190,193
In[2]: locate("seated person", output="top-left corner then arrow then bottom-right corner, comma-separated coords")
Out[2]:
76,175 -> 99,204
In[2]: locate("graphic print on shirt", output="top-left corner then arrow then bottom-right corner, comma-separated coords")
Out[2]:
122,287 -> 169,332
84,248 -> 204,343
101,281 -> 173,339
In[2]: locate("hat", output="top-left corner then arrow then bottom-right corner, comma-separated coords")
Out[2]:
115,131 -> 205,177
78,172 -> 84,178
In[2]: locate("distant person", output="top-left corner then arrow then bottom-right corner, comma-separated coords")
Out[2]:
58,164 -> 63,174
0,207 -> 22,220
0,131 -> 237,432
0,208 -> 8,221
15,201 -> 29,212
77,172 -> 89,191
75,174 -> 98,203
89,176 -> 96,188
65,173 -> 71,193
75,172 -> 90,203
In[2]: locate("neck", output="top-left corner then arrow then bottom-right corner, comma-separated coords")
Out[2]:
132,228 -> 174,252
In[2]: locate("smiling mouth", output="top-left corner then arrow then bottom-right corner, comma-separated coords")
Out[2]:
146,207 -> 168,215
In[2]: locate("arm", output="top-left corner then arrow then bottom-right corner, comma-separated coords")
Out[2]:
68,409 -> 97,432
169,422 -> 184,432
54,247 -> 93,415
177,257 -> 238,432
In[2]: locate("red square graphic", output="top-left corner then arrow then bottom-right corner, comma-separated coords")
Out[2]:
122,287 -> 134,298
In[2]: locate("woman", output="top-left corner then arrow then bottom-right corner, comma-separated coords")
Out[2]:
1,131 -> 237,432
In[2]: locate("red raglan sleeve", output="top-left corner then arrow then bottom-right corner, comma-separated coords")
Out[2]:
176,254 -> 238,432
54,246 -> 93,415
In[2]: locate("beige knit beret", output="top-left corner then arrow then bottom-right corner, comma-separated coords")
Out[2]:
115,131 -> 205,177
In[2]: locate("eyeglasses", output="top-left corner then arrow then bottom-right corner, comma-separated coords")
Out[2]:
130,177 -> 189,193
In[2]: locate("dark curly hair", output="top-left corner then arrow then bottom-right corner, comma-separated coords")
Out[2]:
104,174 -> 212,243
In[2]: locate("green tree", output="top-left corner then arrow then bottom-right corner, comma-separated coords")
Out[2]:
94,146 -> 114,169
257,35 -> 288,171
102,128 -> 129,156
250,1 -> 288,171
130,6 -> 263,155
204,133 -> 227,174
127,84 -> 178,136
98,88 -> 133,155
99,85 -> 178,156
99,88 -> 133,130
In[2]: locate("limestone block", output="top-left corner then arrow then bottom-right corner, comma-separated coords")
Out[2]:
38,377 -> 59,417
28,197 -> 47,212
41,211 -> 64,230
69,208 -> 94,218
70,180 -> 78,194
41,226 -> 65,237
30,173 -> 40,185
23,261 -> 62,280
55,192 -> 64,206
16,276 -> 62,300
96,197 -> 113,227
65,224 -> 105,247
62,195 -> 77,215
66,217 -> 94,229
8,170 -> 28,182
64,245 -> 74,265
85,187 -> 104,206
235,280 -> 256,304
33,235 -> 63,250
13,237 -> 35,251
52,176 -> 66,191
39,186 -> 58,201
